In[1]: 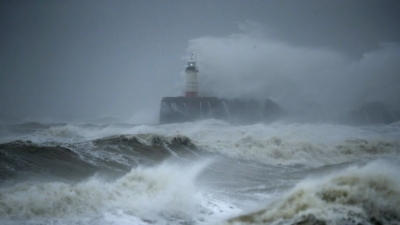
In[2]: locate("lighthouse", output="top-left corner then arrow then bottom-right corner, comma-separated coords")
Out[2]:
159,55 -> 283,124
185,54 -> 198,97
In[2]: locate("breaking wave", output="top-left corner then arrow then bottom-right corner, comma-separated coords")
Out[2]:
1,132 -> 399,182
0,161 -> 210,222
0,134 -> 198,182
226,160 -> 400,225
201,136 -> 400,166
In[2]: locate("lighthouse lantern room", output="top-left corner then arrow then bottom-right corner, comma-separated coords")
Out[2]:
185,54 -> 198,97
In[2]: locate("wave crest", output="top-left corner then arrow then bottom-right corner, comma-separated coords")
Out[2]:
94,134 -> 195,148
226,160 -> 400,225
0,161 -> 208,220
201,135 -> 400,166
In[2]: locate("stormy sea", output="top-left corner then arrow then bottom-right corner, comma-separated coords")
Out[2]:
0,119 -> 400,225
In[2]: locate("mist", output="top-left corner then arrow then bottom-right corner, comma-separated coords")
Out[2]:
187,22 -> 400,117
1,0 -> 399,124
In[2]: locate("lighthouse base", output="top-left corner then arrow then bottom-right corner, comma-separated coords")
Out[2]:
185,92 -> 198,97
159,97 -> 282,124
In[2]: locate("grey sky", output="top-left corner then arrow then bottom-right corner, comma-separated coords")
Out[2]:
0,0 -> 399,122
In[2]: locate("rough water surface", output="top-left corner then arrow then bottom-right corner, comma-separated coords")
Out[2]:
0,120 -> 399,225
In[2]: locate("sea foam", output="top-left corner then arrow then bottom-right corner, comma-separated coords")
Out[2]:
12,120 -> 400,167
0,160 -> 212,223
225,160 -> 400,225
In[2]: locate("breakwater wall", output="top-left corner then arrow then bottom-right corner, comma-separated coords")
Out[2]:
159,97 -> 282,124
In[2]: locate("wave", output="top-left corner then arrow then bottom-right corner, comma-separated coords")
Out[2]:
26,124 -> 121,143
201,136 -> 400,166
225,160 -> 400,225
0,160 -> 218,223
0,140 -> 97,181
0,134 -> 200,182
96,133 -> 195,147
85,134 -> 197,165
1,132 -> 399,182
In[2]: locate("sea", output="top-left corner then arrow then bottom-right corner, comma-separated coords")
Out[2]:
0,119 -> 400,225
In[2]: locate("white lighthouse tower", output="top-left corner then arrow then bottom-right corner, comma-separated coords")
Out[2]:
185,54 -> 198,97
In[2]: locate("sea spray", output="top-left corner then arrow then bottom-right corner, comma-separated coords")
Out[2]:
202,136 -> 400,166
225,160 -> 400,225
0,159 -> 212,222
